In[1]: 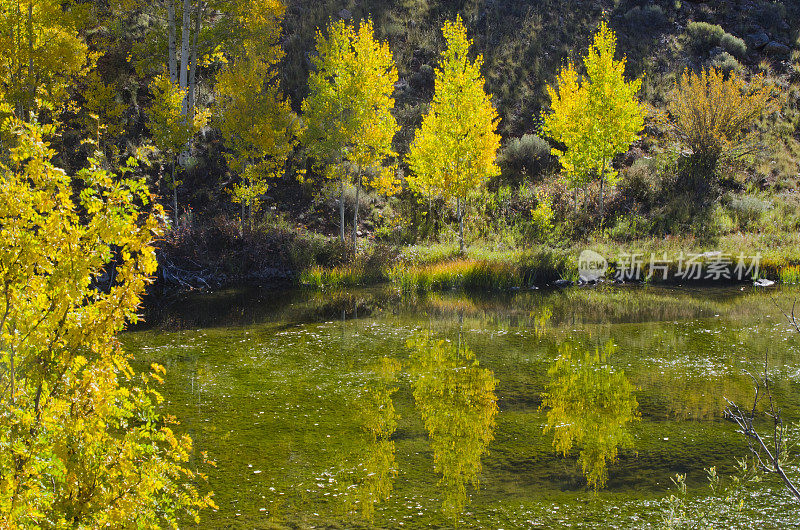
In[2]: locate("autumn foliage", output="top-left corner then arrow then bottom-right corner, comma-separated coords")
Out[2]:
300,18 -> 400,247
543,23 -> 645,216
0,114 -> 215,527
406,16 -> 501,253
670,66 -> 779,167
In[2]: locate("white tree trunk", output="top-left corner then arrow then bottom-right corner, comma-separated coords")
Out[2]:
167,0 -> 177,83
187,1 -> 203,113
352,169 -> 361,253
179,0 -> 192,114
599,159 -> 606,220
457,197 -> 465,254
339,180 -> 345,243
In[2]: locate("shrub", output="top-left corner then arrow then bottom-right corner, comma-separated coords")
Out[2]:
686,22 -> 726,55
711,51 -> 741,74
497,134 -> 554,184
685,22 -> 746,59
618,157 -> 661,207
719,33 -> 747,59
524,195 -> 556,243
621,5 -> 667,30
726,194 -> 772,229
670,67 -> 778,171
608,214 -> 654,241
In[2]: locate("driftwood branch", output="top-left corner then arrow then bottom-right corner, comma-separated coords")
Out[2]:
724,297 -> 800,501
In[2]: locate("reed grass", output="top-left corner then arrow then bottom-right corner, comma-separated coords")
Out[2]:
779,265 -> 800,285
300,263 -> 385,289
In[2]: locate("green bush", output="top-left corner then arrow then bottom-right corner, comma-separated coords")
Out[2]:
725,194 -> 772,229
608,214 -> 653,242
621,5 -> 667,30
523,195 -> 556,243
685,22 -> 746,59
618,157 -> 661,207
719,33 -> 747,58
711,51 -> 741,74
497,134 -> 554,185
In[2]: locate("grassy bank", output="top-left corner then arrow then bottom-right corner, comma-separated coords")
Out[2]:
299,233 -> 800,293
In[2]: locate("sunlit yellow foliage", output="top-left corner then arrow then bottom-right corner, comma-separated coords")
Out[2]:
408,334 -> 498,519
0,116 -> 215,527
215,2 -> 297,229
406,16 -> 500,252
670,66 -> 778,165
0,0 -> 92,117
543,23 -> 644,208
300,18 -> 400,241
541,341 -> 639,490
146,74 -> 209,223
81,70 -> 128,147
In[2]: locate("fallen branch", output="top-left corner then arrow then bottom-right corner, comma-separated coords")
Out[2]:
724,296 -> 800,501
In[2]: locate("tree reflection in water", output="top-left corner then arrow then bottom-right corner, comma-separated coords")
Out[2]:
345,357 -> 400,519
408,333 -> 498,520
542,341 -> 639,489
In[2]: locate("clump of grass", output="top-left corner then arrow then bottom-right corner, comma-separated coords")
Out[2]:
462,261 -> 520,290
779,265 -> 800,285
300,262 -> 386,289
300,244 -> 398,289
519,247 -> 574,284
390,259 -> 478,293
390,248 -> 571,293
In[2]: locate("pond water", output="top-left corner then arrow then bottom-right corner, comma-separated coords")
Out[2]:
125,285 -> 800,528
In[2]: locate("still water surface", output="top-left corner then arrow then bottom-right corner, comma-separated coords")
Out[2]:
125,285 -> 800,528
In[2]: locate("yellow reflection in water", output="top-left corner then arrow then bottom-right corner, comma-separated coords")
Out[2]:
542,341 -> 639,489
408,334 -> 498,520
345,357 -> 400,519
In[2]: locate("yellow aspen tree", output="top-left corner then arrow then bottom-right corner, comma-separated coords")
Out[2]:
0,0 -> 91,119
215,0 -> 297,232
543,23 -> 645,219
300,19 -> 399,250
146,74 -> 209,227
0,113 -> 215,526
406,16 -> 500,254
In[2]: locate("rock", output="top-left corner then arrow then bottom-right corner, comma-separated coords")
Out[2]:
754,278 -> 775,287
338,8 -> 351,20
553,279 -> 573,288
747,32 -> 770,49
764,41 -> 791,56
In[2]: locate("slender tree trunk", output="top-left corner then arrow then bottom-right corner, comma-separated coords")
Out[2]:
240,201 -> 245,236
187,1 -> 203,113
339,179 -> 345,243
26,0 -> 34,118
352,168 -> 361,253
574,187 -> 578,214
457,197 -> 465,254
8,346 -> 13,405
179,0 -> 192,112
167,0 -> 177,83
172,158 -> 178,227
599,159 -> 605,220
